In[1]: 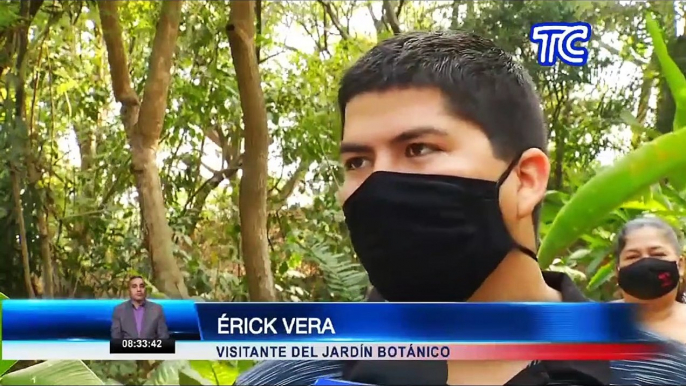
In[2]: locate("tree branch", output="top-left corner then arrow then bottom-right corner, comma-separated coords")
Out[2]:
0,0 -> 44,75
97,1 -> 139,107
316,0 -> 350,40
9,0 -> 36,298
396,0 -> 406,18
367,4 -> 384,35
227,0 -> 276,302
382,0 -> 401,35
182,164 -> 241,236
136,0 -> 184,148
270,161 -> 310,208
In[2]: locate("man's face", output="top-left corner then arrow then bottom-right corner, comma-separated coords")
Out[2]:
129,278 -> 146,302
338,87 -> 549,234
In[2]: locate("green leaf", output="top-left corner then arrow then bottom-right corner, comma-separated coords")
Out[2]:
619,110 -> 645,132
143,361 -> 188,385
538,127 -> 686,267
586,262 -> 615,291
0,292 -> 16,377
189,361 -> 239,386
178,369 -> 211,386
567,248 -> 592,261
646,14 -> 686,129
0,360 -> 104,385
646,13 -> 686,191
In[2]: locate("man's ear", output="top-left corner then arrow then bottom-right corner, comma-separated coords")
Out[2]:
515,148 -> 550,219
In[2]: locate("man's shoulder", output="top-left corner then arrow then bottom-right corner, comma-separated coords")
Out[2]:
150,301 -> 167,313
234,360 -> 345,386
113,300 -> 129,312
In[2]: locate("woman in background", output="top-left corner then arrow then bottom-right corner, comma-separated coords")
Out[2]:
611,216 -> 686,385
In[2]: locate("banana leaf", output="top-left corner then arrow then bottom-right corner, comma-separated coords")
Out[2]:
0,360 -> 104,385
539,127 -> 686,267
188,360 -> 240,385
646,13 -> 686,191
143,360 -> 189,385
539,13 -> 686,266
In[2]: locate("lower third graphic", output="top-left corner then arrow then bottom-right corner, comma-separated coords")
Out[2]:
530,22 -> 592,66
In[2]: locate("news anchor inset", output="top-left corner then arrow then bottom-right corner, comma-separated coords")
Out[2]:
109,275 -> 175,354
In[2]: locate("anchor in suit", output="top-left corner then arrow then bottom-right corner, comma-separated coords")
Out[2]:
110,275 -> 169,340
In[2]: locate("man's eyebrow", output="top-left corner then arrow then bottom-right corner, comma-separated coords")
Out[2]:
339,143 -> 373,154
391,127 -> 448,144
339,127 -> 447,154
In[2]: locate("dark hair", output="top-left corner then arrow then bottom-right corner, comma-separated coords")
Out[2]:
129,275 -> 144,284
337,31 -> 547,233
614,216 -> 685,303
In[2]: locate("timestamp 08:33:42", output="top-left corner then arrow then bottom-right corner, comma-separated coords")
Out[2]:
110,339 -> 176,354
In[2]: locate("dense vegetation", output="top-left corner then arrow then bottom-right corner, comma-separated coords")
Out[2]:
1,0 -> 686,384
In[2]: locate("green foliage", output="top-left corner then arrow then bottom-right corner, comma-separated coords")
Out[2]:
142,361 -> 188,385
540,11 -> 686,273
646,13 -> 686,191
0,361 -> 104,385
183,360 -> 248,385
646,14 -> 686,130
0,3 -> 20,30
87,360 -> 251,386
539,127 -> 686,267
2,0 -> 686,383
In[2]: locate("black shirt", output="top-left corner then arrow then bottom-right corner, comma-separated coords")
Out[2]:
235,272 -> 611,385
344,272 -> 612,385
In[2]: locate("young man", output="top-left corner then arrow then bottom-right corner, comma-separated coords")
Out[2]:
236,31 -> 610,385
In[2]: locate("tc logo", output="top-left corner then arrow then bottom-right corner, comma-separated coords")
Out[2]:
530,22 -> 592,67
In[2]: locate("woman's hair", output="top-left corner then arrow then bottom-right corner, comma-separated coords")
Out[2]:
614,216 -> 685,303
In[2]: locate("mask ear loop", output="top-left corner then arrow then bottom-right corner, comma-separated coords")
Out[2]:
496,150 -> 526,189
495,149 -> 539,261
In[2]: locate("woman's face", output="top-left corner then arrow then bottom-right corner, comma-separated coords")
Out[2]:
617,227 -> 682,270
617,226 -> 685,302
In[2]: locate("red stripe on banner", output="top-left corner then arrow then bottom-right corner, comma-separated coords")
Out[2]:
444,343 -> 659,360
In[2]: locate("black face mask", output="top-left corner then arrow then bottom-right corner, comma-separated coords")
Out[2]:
617,258 -> 680,300
342,155 -> 536,302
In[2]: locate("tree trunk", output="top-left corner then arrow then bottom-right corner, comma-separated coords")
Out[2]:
33,203 -> 53,298
635,56 -> 656,127
450,0 -> 461,30
226,0 -> 276,301
10,169 -> 34,298
99,0 -> 189,298
9,0 -> 41,298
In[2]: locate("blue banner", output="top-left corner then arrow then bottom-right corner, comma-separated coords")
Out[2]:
3,301 -> 648,344
2,300 -> 200,340
196,302 -> 644,343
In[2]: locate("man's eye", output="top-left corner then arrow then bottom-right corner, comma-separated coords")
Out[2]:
406,143 -> 437,157
344,157 -> 369,171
